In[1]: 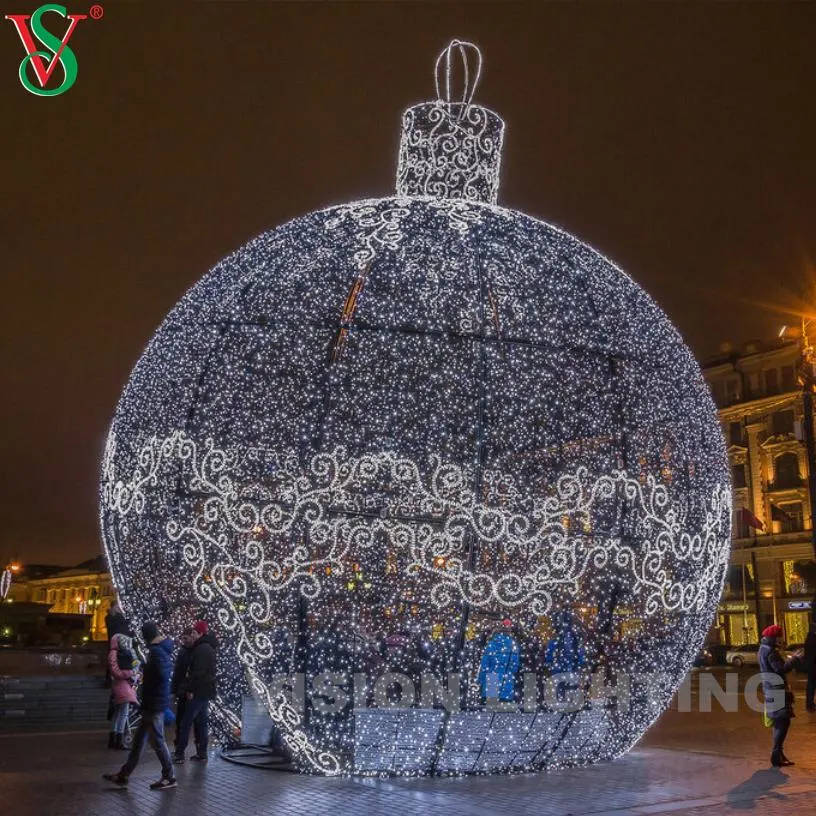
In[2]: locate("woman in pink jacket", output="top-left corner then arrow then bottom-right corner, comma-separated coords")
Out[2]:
108,633 -> 139,749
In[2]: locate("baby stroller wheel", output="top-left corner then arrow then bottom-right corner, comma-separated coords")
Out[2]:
122,705 -> 141,749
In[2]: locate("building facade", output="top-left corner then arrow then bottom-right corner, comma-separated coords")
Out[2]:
704,339 -> 816,647
11,557 -> 114,641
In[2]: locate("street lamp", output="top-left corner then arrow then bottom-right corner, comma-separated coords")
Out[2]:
88,588 -> 102,638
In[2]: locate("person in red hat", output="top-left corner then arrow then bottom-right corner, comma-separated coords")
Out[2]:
173,621 -> 218,764
758,624 -> 803,767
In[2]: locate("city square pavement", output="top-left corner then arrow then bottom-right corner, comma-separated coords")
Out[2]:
4,669 -> 816,816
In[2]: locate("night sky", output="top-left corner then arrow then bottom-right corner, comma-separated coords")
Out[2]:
1,1 -> 814,566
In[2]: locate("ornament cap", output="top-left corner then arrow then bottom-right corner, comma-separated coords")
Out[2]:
396,40 -> 505,204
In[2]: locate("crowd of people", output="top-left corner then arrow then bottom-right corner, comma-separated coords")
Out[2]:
101,604 -> 219,791
97,602 -> 816,784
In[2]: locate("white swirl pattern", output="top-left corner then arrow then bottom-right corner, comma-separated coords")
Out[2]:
104,431 -> 730,628
396,102 -> 505,205
324,203 -> 411,270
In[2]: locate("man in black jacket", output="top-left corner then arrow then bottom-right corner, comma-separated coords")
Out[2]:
171,628 -> 197,748
173,620 -> 217,763
103,621 -> 177,790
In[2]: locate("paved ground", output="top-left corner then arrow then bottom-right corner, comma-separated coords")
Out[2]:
3,730 -> 816,816
3,668 -> 816,816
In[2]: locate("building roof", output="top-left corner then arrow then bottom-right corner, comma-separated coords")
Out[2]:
73,555 -> 107,573
16,564 -> 66,580
701,338 -> 797,370
22,555 -> 110,584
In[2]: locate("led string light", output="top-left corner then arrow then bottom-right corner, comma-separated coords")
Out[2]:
100,39 -> 730,776
104,434 -> 729,618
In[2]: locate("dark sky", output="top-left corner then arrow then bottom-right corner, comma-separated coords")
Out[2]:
1,1 -> 815,566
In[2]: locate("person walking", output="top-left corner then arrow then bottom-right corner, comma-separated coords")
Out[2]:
173,621 -> 217,764
107,633 -> 139,749
103,622 -> 177,790
758,624 -> 802,767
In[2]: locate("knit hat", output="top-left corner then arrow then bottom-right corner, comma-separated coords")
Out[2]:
193,620 -> 209,635
762,624 -> 784,640
141,621 -> 159,643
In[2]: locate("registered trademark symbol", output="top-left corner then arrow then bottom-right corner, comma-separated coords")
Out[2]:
89,4 -> 104,20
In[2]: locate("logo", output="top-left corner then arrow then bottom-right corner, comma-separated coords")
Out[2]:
5,4 -> 102,96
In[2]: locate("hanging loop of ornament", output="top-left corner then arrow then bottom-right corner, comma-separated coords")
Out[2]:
434,39 -> 482,121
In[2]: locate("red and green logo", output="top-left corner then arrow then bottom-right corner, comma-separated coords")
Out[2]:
5,3 -> 102,97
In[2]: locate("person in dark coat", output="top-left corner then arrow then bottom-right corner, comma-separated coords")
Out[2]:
173,620 -> 218,763
803,624 -> 816,713
543,614 -> 587,675
171,628 -> 196,748
103,621 -> 177,790
105,602 -> 130,642
758,624 -> 803,767
543,611 -> 587,705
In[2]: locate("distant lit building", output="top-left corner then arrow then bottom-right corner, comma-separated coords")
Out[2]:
19,556 -> 114,641
704,338 -> 816,646
4,564 -> 64,607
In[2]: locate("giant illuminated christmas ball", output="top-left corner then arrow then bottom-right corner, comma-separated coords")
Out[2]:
100,41 -> 730,776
